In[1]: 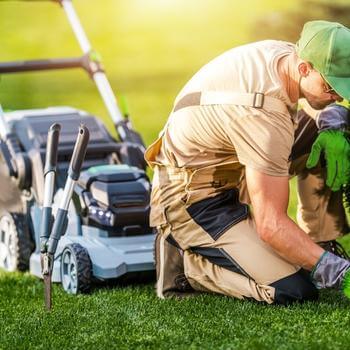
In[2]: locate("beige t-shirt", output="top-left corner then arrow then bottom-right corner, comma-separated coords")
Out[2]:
152,40 -> 297,178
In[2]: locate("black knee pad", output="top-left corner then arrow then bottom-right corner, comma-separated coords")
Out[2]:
270,269 -> 319,305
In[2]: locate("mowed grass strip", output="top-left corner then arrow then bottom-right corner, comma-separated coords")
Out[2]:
1,271 -> 350,350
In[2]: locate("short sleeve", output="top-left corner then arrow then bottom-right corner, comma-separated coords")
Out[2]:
224,108 -> 294,176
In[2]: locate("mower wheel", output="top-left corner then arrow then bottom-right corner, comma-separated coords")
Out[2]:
60,243 -> 92,294
0,212 -> 34,272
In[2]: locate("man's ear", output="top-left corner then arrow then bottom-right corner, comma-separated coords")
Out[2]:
298,61 -> 312,77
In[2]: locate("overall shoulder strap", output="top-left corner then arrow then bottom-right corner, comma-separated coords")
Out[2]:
173,91 -> 288,114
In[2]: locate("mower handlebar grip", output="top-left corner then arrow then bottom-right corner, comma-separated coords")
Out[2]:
68,125 -> 89,180
44,123 -> 61,175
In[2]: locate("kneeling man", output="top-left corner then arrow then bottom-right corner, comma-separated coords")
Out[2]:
146,21 -> 350,304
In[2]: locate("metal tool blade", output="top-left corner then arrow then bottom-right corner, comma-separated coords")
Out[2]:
41,253 -> 53,311
44,272 -> 52,311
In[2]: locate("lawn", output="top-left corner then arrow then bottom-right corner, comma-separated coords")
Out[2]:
1,271 -> 350,350
1,1 -> 350,349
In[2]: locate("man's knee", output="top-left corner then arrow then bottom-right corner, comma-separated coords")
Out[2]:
270,269 -> 319,305
155,232 -> 197,298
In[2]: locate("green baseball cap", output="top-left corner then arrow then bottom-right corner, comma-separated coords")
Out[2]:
296,20 -> 350,100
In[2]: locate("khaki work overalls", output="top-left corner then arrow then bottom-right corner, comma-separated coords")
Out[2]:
145,92 -> 348,305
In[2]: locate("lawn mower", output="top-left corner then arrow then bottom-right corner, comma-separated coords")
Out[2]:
0,0 -> 155,305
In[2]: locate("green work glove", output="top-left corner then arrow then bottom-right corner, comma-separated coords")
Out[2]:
306,130 -> 350,191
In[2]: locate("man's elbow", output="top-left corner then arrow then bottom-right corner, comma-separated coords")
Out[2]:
257,225 -> 275,243
255,216 -> 285,243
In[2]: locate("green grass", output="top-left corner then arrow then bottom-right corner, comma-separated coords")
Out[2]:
1,272 -> 350,350
1,1 -> 350,349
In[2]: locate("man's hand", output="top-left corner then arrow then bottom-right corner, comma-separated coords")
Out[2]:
312,251 -> 350,295
306,130 -> 350,191
315,102 -> 349,132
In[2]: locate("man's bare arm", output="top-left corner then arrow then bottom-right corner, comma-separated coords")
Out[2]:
245,167 -> 324,270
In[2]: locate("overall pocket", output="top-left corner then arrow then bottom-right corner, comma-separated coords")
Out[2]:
185,189 -> 249,241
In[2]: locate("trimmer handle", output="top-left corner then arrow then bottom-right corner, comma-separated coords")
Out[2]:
40,123 -> 61,253
42,124 -> 89,311
69,125 -> 90,180
44,123 -> 61,174
47,125 -> 89,256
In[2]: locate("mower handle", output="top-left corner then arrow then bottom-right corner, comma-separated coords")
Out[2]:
0,57 -> 83,74
0,0 -> 148,147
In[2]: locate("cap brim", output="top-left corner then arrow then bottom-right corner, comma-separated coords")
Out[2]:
324,75 -> 350,100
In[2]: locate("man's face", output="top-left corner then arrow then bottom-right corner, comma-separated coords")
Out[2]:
299,64 -> 342,110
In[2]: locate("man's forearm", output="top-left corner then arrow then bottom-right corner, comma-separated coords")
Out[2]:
246,167 -> 350,291
258,214 -> 324,270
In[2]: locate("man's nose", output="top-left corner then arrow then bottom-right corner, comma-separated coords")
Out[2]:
331,94 -> 343,102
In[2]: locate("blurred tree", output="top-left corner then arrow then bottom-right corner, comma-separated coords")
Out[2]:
251,0 -> 350,43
